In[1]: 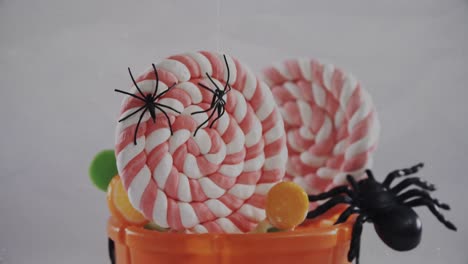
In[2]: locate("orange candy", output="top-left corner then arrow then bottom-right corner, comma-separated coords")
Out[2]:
266,181 -> 309,230
107,176 -> 148,226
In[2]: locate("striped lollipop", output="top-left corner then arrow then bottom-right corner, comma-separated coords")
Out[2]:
263,58 -> 379,194
115,51 -> 287,233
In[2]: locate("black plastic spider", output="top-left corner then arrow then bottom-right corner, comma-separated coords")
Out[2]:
191,54 -> 232,136
307,163 -> 456,264
115,64 -> 180,145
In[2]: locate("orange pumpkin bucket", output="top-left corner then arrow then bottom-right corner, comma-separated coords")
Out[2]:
107,206 -> 352,264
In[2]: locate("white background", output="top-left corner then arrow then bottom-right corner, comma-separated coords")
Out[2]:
1,0 -> 467,263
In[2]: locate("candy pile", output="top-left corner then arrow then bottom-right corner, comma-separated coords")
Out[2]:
89,52 -> 380,234
89,150 -> 308,232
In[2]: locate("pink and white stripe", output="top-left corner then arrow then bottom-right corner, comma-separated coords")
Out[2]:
115,51 -> 287,233
263,58 -> 379,194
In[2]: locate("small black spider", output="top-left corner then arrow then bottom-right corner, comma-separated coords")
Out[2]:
307,163 -> 456,264
115,64 -> 181,145
191,54 -> 232,136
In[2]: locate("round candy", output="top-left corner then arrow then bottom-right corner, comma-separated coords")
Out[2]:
107,176 -> 148,226
266,181 -> 309,230
89,149 -> 118,191
263,59 -> 380,194
115,51 -> 287,233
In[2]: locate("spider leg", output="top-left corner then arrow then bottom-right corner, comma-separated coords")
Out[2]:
348,214 -> 367,264
334,206 -> 360,225
346,175 -> 360,194
128,67 -> 146,98
365,169 -> 376,181
397,189 -> 450,209
118,105 -> 146,122
153,105 -> 174,135
114,89 -> 145,102
108,238 -> 115,264
206,72 -> 221,90
154,103 -> 181,114
222,54 -> 230,91
133,108 -> 148,145
390,177 -> 436,194
382,163 -> 424,188
191,106 -> 215,115
198,82 -> 216,95
209,92 -> 218,108
405,198 -> 457,231
151,64 -> 159,99
193,108 -> 217,136
306,196 -> 353,219
154,82 -> 177,100
209,106 -> 226,128
308,186 -> 354,202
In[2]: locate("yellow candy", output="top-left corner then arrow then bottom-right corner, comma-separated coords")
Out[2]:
107,176 -> 148,226
266,181 -> 309,230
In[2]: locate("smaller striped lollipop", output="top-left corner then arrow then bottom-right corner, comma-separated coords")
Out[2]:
115,51 -> 287,233
263,59 -> 380,194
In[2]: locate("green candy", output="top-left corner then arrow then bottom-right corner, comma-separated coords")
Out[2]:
267,227 -> 283,233
89,149 -> 118,191
144,222 -> 169,232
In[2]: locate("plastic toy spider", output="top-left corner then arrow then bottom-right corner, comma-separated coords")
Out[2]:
307,163 -> 456,264
115,64 -> 180,145
191,54 -> 232,136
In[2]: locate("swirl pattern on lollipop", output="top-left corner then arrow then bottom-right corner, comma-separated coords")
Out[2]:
263,59 -> 379,194
115,51 -> 287,233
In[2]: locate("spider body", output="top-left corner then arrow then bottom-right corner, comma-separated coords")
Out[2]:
353,179 -> 399,213
144,94 -> 157,121
192,55 -> 232,136
372,203 -> 422,251
115,64 -> 180,145
352,176 -> 423,251
307,163 -> 456,264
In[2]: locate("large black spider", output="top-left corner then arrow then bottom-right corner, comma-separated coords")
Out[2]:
115,65 -> 180,145
191,54 -> 232,136
307,163 -> 456,264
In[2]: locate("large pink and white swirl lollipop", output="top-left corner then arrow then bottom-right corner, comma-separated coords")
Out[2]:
263,59 -> 379,194
115,51 -> 287,233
